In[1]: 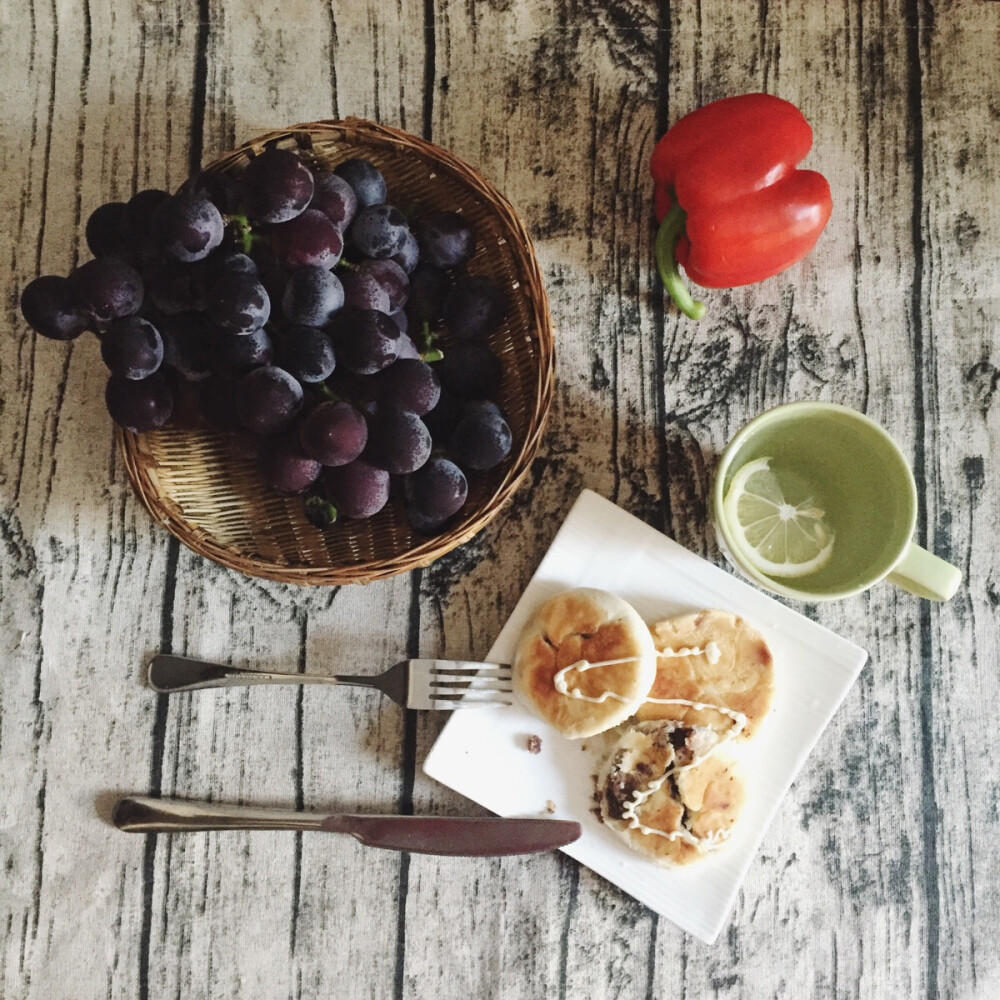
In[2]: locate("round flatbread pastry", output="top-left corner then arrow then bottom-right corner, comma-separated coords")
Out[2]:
513,588 -> 657,739
636,609 -> 774,740
598,720 -> 744,866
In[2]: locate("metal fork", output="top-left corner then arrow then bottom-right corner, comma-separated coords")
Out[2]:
147,653 -> 513,710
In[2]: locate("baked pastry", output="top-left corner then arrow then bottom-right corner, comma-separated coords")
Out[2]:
597,720 -> 744,865
636,609 -> 774,740
513,588 -> 657,739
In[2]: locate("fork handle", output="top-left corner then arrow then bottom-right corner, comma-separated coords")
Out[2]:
148,654 -> 371,693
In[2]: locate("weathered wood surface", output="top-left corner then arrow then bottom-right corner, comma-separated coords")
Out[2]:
1,1 -> 998,998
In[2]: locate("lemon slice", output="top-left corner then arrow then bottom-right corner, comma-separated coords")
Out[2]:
723,457 -> 835,579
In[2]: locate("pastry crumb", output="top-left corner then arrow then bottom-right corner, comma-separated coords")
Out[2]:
545,800 -> 556,814
581,742 -> 588,751
526,734 -> 542,754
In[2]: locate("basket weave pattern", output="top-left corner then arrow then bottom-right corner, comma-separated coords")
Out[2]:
119,119 -> 555,584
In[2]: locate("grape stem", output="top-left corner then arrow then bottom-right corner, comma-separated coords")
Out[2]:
418,320 -> 441,356
304,495 -> 338,528
227,213 -> 267,254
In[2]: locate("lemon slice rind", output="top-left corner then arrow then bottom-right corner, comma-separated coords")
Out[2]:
723,457 -> 835,580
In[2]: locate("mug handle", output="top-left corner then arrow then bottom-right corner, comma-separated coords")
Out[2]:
886,542 -> 962,601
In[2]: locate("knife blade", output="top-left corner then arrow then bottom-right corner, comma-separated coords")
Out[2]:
112,796 -> 581,856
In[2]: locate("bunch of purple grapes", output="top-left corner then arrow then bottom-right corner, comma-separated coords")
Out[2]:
19,145 -> 515,533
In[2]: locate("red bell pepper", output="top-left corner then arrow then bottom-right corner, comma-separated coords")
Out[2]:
651,93 -> 832,319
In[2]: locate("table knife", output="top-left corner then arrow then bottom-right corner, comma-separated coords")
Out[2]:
112,796 -> 581,856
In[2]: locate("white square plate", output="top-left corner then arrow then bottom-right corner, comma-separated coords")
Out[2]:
423,489 -> 868,943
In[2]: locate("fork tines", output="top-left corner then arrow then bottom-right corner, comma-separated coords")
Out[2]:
416,660 -> 513,708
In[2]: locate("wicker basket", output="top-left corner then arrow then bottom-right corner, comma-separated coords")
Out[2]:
119,119 -> 554,585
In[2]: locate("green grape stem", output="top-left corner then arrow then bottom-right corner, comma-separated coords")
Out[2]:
418,320 -> 442,356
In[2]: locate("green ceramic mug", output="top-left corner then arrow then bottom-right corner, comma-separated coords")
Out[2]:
712,401 -> 961,601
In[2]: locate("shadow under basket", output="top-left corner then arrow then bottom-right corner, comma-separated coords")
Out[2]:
119,118 -> 555,585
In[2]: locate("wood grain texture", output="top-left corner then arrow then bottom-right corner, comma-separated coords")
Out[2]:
1,1 -> 998,998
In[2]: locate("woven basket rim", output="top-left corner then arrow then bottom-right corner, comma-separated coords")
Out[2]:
120,118 -> 555,585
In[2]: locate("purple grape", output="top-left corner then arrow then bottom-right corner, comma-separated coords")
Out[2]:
178,170 -> 241,214
322,459 -> 389,519
436,343 -> 502,398
206,273 -> 270,332
204,251 -> 259,282
198,375 -> 243,431
20,275 -> 90,340
220,431 -> 262,460
388,308 -> 409,335
395,333 -> 419,359
101,316 -> 164,379
405,263 -> 448,327
270,208 -> 344,270
390,229 -> 420,274
372,359 -> 440,416
405,506 -> 452,534
422,386 -> 461,444
274,325 -> 336,383
105,373 -> 173,431
85,202 -> 127,257
443,275 -> 507,339
258,436 -> 322,494
161,369 -> 203,429
359,258 -> 409,310
211,327 -> 273,376
146,257 -> 206,314
416,210 -> 476,268
121,189 -> 171,259
331,307 -> 405,375
159,313 -> 213,381
340,269 -> 391,313
252,246 -> 288,307
363,406 -> 431,474
334,159 -> 387,208
404,457 -> 468,525
240,148 -> 314,224
282,266 -> 344,327
67,257 -> 144,327
236,366 -> 303,433
299,400 -> 368,466
461,399 -> 501,418
151,195 -> 224,263
450,401 -> 513,470
349,204 -> 409,259
310,171 -> 358,229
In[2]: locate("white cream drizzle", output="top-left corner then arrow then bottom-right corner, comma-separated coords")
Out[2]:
643,696 -> 747,735
551,645 -> 743,851
552,657 -> 639,704
619,703 -> 747,850
661,641 -> 723,665
552,641 -> 722,704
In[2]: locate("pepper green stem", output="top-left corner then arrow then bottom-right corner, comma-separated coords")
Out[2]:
655,203 -> 705,321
